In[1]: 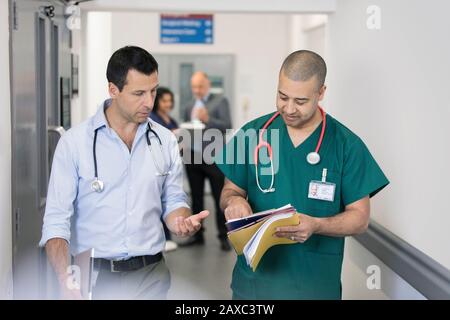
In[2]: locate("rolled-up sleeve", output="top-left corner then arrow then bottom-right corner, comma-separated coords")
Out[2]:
161,134 -> 190,219
39,133 -> 79,247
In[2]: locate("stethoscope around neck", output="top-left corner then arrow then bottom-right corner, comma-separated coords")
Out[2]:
91,123 -> 170,193
255,106 -> 327,193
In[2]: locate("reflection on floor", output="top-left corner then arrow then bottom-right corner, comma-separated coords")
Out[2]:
165,195 -> 236,300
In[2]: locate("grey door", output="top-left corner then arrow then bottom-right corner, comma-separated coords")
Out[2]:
153,54 -> 235,124
10,0 -> 71,299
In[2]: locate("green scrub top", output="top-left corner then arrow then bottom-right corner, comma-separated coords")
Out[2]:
215,112 -> 389,300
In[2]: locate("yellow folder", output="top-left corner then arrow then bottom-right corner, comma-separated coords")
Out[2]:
228,219 -> 266,255
248,214 -> 300,271
227,213 -> 300,271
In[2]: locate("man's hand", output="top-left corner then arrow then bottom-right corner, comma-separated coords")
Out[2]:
274,213 -> 319,243
45,238 -> 84,300
193,107 -> 209,123
224,196 -> 253,221
173,210 -> 209,237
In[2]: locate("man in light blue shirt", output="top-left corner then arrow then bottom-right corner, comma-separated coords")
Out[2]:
40,46 -> 209,300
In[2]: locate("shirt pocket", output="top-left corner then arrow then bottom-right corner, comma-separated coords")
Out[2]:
77,163 -> 126,198
303,168 -> 342,217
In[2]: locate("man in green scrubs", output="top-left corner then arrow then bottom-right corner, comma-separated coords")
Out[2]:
215,50 -> 389,299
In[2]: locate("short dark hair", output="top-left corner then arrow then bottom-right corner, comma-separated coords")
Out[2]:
153,87 -> 174,112
280,50 -> 327,89
106,46 -> 158,91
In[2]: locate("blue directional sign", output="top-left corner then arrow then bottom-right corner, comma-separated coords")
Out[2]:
160,14 -> 214,44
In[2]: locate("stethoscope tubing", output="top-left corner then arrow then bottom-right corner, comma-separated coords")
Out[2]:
92,122 -> 167,192
255,106 -> 326,193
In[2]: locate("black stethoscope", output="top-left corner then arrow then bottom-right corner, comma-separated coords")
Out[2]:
91,123 -> 170,193
255,106 -> 326,193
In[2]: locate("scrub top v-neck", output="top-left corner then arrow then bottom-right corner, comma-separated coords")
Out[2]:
215,111 -> 389,300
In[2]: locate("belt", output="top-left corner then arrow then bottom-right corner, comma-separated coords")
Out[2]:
94,253 -> 163,273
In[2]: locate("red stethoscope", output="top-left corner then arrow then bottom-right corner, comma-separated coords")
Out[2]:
254,106 -> 326,193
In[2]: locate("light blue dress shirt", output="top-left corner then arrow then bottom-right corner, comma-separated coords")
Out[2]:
39,100 -> 189,259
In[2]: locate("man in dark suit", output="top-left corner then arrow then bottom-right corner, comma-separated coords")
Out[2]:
182,71 -> 232,251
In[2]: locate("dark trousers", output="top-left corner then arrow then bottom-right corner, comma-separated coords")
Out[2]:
185,159 -> 227,240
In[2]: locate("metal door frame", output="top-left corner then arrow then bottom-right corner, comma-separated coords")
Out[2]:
10,0 -> 68,299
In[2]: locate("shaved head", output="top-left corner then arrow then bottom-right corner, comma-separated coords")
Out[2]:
280,50 -> 327,90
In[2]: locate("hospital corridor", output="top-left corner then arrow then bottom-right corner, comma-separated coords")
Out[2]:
0,0 -> 450,305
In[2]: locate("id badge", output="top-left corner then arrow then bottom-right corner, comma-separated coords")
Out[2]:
308,180 -> 336,202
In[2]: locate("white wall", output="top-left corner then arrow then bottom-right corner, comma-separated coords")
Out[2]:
0,0 -> 13,299
290,14 -> 328,55
80,11 -> 112,124
80,12 -> 290,128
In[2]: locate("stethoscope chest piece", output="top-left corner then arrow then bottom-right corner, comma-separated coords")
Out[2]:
92,178 -> 104,193
306,152 -> 321,165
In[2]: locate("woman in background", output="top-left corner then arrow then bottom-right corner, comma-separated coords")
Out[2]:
151,87 -> 179,131
151,87 -> 179,252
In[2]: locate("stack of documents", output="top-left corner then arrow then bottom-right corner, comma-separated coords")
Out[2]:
226,204 -> 300,271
